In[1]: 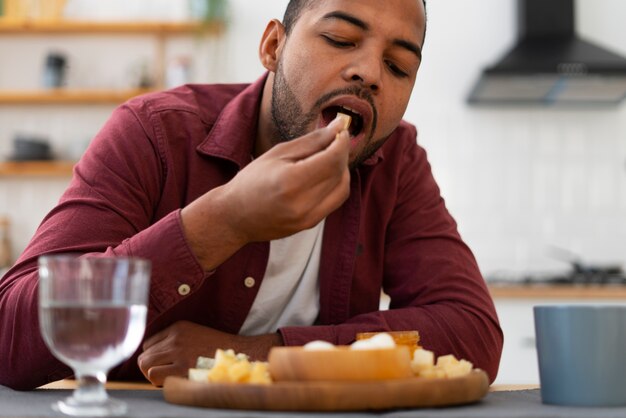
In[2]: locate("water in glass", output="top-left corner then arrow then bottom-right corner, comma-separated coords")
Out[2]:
38,255 -> 150,417
40,302 -> 147,373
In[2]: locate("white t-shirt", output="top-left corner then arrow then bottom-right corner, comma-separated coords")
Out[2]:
238,220 -> 325,336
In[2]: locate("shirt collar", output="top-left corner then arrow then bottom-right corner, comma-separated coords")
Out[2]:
197,74 -> 268,169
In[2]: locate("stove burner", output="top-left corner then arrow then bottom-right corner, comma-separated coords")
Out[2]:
521,271 -> 626,285
487,266 -> 626,285
486,247 -> 626,285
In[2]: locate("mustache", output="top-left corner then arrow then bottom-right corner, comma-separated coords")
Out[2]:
313,87 -> 378,136
313,86 -> 376,114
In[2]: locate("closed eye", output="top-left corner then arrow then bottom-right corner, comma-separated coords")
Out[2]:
386,61 -> 409,78
321,34 -> 354,48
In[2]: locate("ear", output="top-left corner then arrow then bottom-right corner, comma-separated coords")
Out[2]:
259,19 -> 286,72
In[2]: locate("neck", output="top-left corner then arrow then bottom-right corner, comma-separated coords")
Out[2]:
255,72 -> 278,158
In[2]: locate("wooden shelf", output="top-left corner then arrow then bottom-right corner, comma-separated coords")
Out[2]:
0,161 -> 75,177
0,19 -> 224,34
0,88 -> 154,104
488,284 -> 626,299
0,17 -> 226,178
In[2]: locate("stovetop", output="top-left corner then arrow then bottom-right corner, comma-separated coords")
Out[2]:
486,265 -> 626,286
486,247 -> 626,286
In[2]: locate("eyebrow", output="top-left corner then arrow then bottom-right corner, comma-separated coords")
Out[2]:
321,11 -> 422,60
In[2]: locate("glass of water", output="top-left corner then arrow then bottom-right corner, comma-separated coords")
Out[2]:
38,255 -> 151,416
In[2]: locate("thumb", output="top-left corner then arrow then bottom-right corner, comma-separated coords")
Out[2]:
272,117 -> 348,161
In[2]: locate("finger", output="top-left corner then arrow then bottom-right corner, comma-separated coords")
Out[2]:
273,160 -> 350,232
142,336 -> 175,356
144,364 -> 183,387
142,328 -> 169,351
137,349 -> 175,379
138,348 -> 175,368
291,130 -> 350,189
312,128 -> 351,167
299,163 -> 351,220
271,117 -> 348,161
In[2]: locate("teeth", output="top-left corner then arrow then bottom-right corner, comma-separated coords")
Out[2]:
340,105 -> 361,116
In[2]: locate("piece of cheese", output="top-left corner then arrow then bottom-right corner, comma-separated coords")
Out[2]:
196,356 -> 215,369
444,359 -> 474,378
420,367 -> 447,379
249,361 -> 273,384
335,112 -> 352,141
410,349 -> 474,379
190,349 -> 272,385
303,340 -> 337,350
436,354 -> 459,368
350,332 -> 396,350
188,368 -> 211,382
336,112 -> 352,131
411,348 -> 435,374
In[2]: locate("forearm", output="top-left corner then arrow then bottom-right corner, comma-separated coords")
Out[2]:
237,332 -> 284,361
280,305 -> 502,383
180,185 -> 248,272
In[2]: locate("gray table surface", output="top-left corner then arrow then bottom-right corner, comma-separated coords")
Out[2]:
1,386 -> 626,418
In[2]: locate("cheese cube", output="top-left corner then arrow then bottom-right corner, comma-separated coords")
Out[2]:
411,348 -> 435,374
188,368 -> 211,382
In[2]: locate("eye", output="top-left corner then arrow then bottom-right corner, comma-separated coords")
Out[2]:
321,34 -> 354,48
386,61 -> 409,78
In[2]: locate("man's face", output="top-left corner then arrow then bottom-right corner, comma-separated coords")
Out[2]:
270,0 -> 425,167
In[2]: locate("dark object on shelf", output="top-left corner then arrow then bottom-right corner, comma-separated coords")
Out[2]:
8,136 -> 52,161
42,52 -> 68,88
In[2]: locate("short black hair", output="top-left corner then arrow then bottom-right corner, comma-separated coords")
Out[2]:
282,0 -> 427,40
282,0 -> 315,35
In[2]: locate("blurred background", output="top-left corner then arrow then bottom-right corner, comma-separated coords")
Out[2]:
0,0 -> 625,385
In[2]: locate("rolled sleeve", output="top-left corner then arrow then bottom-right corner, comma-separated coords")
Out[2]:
118,209 -> 209,312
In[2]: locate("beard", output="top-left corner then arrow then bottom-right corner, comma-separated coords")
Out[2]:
270,61 -> 383,169
270,63 -> 317,144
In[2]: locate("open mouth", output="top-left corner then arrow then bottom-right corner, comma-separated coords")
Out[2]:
322,105 -> 365,138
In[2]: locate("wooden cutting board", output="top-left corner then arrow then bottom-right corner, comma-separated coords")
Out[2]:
162,370 -> 489,412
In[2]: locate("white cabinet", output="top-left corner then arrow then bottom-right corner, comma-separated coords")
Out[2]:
493,294 -> 626,385
494,299 -> 544,385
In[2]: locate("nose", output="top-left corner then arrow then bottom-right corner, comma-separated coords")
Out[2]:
343,50 -> 382,93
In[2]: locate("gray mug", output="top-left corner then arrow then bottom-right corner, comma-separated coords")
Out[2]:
534,304 -> 626,406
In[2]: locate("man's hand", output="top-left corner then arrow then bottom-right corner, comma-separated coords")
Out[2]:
223,118 -> 351,240
137,321 -> 283,387
181,117 -> 351,271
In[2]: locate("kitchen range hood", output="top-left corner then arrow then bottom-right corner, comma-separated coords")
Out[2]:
468,0 -> 626,106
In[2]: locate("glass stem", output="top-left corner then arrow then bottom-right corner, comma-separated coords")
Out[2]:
73,372 -> 108,404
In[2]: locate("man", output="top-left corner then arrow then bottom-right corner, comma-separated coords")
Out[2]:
0,0 -> 502,390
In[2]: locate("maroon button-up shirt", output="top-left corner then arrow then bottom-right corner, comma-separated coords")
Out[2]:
0,75 -> 502,390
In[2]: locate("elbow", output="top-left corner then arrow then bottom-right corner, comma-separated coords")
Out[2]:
453,309 -> 504,384
483,354 -> 502,385
0,346 -> 41,390
479,323 -> 504,384
0,352 -> 71,391
0,367 -> 71,391
0,372 -> 40,391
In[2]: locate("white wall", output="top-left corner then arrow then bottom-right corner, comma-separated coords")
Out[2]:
407,0 -> 626,276
1,0 -> 625,278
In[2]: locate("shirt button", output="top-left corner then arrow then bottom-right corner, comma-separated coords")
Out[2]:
244,277 -> 256,288
177,284 -> 191,296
